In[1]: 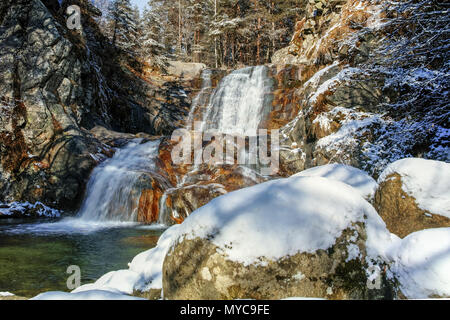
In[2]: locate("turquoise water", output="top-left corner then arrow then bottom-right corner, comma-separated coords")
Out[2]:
0,218 -> 164,298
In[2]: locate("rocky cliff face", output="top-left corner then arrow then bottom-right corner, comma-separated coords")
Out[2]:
271,0 -> 449,177
0,0 -> 193,210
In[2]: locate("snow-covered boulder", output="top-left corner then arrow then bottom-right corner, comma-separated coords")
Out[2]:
166,61 -> 206,79
388,228 -> 450,299
374,158 -> 450,238
162,176 -> 396,300
293,164 -> 378,200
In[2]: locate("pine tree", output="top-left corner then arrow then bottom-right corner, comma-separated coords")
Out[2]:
108,0 -> 139,53
96,0 -> 304,68
140,1 -> 169,70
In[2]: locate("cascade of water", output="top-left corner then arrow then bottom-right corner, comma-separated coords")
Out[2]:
159,66 -> 273,224
186,69 -> 212,130
78,139 -> 160,222
200,66 -> 272,136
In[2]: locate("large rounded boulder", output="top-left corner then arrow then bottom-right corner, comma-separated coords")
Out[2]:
162,176 -> 396,300
374,158 -> 450,238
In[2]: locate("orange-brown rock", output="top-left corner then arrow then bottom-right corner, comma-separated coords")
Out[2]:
157,137 -> 192,186
374,173 -> 450,238
137,179 -> 166,224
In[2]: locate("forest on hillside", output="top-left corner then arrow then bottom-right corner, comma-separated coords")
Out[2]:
92,0 -> 306,69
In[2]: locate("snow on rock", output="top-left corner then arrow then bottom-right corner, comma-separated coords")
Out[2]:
168,175 -> 392,266
378,158 -> 450,219
308,67 -> 364,105
293,164 -> 378,200
71,270 -> 140,295
127,224 -> 180,292
0,292 -> 14,297
0,201 -> 60,218
388,228 -> 450,299
31,290 -> 145,300
33,175 -> 396,300
162,175 -> 397,299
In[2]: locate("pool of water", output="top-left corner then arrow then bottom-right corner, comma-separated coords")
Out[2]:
0,218 -> 165,298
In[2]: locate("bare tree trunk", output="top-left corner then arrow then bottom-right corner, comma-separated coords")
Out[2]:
271,1 -> 275,58
257,16 -> 261,65
214,0 -> 218,68
178,0 -> 182,55
252,0 -> 261,65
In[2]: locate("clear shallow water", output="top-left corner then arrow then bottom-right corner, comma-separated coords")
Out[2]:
0,218 -> 165,297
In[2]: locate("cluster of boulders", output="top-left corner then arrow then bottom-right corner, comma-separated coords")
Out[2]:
160,159 -> 449,300
64,158 -> 449,300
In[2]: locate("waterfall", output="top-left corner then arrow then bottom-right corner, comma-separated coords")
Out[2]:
200,66 -> 272,136
159,66 -> 274,224
186,69 -> 212,129
78,139 -> 160,222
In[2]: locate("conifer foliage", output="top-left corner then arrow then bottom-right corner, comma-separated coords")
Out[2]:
91,0 -> 305,68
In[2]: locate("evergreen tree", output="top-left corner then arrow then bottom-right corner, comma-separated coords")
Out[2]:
108,0 -> 139,53
140,1 -> 169,70
96,0 -> 304,68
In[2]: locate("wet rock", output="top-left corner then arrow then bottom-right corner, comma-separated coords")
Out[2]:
138,183 -> 165,224
90,126 -> 157,149
133,172 -> 171,224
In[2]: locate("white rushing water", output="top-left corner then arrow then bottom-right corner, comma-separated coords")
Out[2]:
200,66 -> 272,136
1,139 -> 163,235
78,139 -> 161,222
186,69 -> 212,130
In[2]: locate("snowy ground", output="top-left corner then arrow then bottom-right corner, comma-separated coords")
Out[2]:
32,290 -> 145,300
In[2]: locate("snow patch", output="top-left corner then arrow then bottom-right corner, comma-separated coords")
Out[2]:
32,290 -> 144,300
388,228 -> 450,299
293,164 -> 378,200
0,201 -> 60,218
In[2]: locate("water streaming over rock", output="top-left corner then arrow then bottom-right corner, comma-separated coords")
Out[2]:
78,139 -> 161,222
75,66 -> 273,224
186,69 -> 213,129
200,66 -> 273,136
